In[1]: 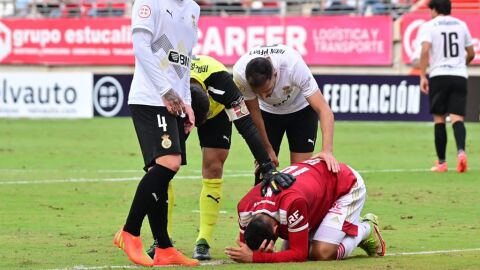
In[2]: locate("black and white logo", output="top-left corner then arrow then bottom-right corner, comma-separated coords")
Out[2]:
167,50 -> 190,68
93,76 -> 123,117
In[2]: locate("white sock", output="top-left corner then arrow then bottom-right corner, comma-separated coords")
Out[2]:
336,221 -> 371,260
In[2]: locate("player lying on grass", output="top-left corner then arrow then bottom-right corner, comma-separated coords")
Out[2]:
225,158 -> 386,263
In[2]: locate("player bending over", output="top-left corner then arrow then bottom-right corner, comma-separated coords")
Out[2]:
145,55 -> 295,260
225,158 -> 386,263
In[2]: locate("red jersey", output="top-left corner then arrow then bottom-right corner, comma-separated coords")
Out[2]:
237,159 -> 358,263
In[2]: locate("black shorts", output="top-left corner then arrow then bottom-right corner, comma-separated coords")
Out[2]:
197,110 -> 232,149
429,76 -> 467,116
129,105 -> 187,171
261,105 -> 318,154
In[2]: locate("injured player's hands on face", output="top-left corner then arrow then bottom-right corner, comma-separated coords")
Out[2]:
225,239 -> 254,263
258,239 -> 275,253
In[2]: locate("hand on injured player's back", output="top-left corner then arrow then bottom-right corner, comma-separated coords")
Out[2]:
258,162 -> 296,196
162,89 -> 185,116
311,150 -> 340,173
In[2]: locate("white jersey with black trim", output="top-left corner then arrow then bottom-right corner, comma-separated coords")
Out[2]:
418,15 -> 473,79
233,44 -> 319,115
129,0 -> 200,106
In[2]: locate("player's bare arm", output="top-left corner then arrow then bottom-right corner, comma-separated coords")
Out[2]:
162,88 -> 186,116
419,42 -> 431,94
183,104 -> 195,134
466,45 -> 475,65
307,91 -> 339,173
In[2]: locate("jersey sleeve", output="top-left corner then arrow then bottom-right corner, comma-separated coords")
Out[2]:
252,198 -> 310,263
183,62 -> 192,105
417,23 -> 432,44
131,0 -> 155,34
182,6 -> 200,105
463,22 -> 473,47
290,54 -> 319,99
131,29 -> 171,96
233,64 -> 257,101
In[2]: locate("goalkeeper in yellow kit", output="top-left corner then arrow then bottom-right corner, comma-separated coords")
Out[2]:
146,55 -> 295,260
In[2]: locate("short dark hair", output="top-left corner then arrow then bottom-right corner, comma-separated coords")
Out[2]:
244,214 -> 277,250
245,57 -> 273,89
190,84 -> 210,127
428,0 -> 451,15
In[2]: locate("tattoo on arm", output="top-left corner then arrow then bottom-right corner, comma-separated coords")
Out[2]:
163,89 -> 181,103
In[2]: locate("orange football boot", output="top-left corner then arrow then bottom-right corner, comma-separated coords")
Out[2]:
113,229 -> 153,267
431,160 -> 447,172
457,152 -> 468,173
153,247 -> 199,266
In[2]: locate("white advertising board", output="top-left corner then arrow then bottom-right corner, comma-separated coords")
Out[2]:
0,72 -> 93,118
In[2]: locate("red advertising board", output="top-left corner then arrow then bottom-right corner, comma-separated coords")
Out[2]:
401,12 -> 480,65
0,16 -> 392,66
0,18 -> 133,65
195,16 -> 392,65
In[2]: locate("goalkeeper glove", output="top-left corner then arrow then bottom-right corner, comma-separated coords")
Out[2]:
255,162 -> 296,196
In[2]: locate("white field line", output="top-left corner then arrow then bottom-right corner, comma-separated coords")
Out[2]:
46,260 -> 230,270
386,247 -> 480,256
192,210 -> 228,214
46,248 -> 480,270
0,174 -> 250,185
1,167 -> 478,185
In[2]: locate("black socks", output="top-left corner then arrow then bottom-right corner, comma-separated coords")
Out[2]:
452,121 -> 466,153
434,121 -> 467,163
124,164 -> 176,248
434,123 -> 447,163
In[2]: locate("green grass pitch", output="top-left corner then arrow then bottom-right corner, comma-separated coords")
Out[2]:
0,118 -> 479,269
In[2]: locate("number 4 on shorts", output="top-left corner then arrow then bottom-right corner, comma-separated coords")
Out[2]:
157,114 -> 168,132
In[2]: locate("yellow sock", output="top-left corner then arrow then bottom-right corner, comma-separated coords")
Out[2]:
167,181 -> 175,237
196,178 -> 223,245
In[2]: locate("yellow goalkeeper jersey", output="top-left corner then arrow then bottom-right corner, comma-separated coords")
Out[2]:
190,55 -> 226,119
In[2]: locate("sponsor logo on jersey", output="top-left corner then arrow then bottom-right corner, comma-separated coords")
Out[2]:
253,198 -> 276,207
168,50 -> 190,68
191,62 -> 208,73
